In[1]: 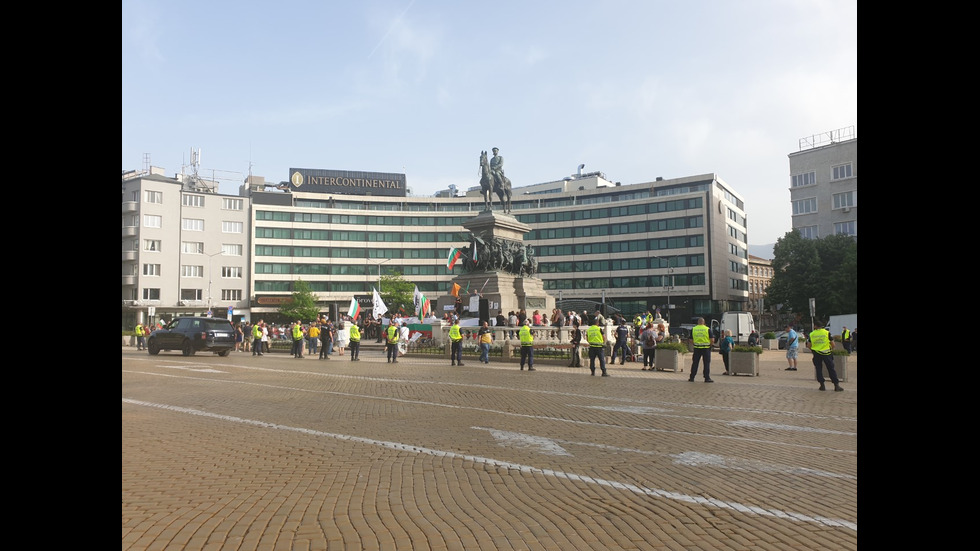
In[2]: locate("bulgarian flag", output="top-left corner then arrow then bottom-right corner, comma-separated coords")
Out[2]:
472,237 -> 479,264
447,247 -> 463,269
347,296 -> 361,320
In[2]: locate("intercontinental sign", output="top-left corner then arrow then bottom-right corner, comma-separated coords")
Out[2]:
287,168 -> 407,198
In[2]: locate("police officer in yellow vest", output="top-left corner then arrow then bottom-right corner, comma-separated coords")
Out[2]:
252,321 -> 264,356
519,319 -> 535,371
449,317 -> 465,366
688,317 -> 714,382
135,323 -> 146,351
586,321 -> 608,376
386,315 -> 400,363
808,321 -> 843,391
291,320 -> 305,358
348,322 -> 361,361
841,326 -> 852,354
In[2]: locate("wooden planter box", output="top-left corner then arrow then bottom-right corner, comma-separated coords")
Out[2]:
816,354 -> 848,382
730,352 -> 759,376
655,349 -> 683,372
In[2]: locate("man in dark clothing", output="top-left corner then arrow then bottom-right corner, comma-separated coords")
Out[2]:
610,319 -> 631,365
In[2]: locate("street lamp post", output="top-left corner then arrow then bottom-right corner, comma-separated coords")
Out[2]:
372,258 -> 392,293
650,254 -> 674,324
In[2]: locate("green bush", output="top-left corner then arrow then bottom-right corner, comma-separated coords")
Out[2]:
830,348 -> 851,356
763,332 -> 776,339
732,345 -> 763,354
656,342 -> 690,354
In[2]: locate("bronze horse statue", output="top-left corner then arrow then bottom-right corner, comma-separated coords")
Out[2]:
479,150 -> 512,214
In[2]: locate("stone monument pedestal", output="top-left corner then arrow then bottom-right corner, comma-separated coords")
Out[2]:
436,211 -> 554,320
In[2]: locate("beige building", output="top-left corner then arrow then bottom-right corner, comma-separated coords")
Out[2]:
748,254 -> 773,332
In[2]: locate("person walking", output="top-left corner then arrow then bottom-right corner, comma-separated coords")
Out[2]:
688,317 -> 714,382
478,321 -> 493,364
783,324 -> 799,371
719,329 -> 734,375
807,321 -> 844,391
348,321 -> 361,361
252,321 -> 264,356
135,322 -> 146,351
610,319 -> 631,365
586,321 -> 608,376
568,320 -> 583,367
519,319 -> 535,371
449,317 -> 464,366
385,316 -> 400,363
639,322 -> 658,370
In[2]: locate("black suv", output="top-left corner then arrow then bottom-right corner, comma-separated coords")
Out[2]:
147,316 -> 236,356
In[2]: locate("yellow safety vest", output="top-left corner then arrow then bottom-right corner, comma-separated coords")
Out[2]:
292,324 -> 303,340
841,329 -> 850,341
809,328 -> 832,355
587,325 -> 603,347
519,325 -> 533,346
350,325 -> 360,342
387,324 -> 399,344
692,325 -> 711,348
449,324 -> 462,342
135,324 -> 144,337
252,325 -> 262,339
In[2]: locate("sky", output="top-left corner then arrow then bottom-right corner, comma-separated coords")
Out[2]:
122,0 -> 856,247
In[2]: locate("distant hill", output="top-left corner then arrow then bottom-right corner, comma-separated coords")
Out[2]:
749,243 -> 774,260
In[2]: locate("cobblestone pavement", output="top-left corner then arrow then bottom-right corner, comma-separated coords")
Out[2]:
122,345 -> 857,550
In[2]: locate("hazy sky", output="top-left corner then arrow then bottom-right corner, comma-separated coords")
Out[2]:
122,0 -> 856,245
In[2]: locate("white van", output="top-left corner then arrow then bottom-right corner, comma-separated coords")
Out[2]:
711,311 -> 756,344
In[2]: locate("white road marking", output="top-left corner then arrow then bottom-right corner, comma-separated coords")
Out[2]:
123,369 -> 856,455
483,428 -> 571,456
123,398 -> 857,532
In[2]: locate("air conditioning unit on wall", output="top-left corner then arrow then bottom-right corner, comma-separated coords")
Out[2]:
842,206 -> 851,213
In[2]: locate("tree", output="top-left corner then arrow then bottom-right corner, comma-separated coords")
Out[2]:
379,272 -> 416,317
765,231 -> 857,323
278,279 -> 321,322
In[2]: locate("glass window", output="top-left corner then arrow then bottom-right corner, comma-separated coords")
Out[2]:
142,288 -> 161,300
791,171 -> 815,187
222,198 -> 243,210
222,244 -> 243,256
182,195 -> 205,207
222,289 -> 243,300
832,163 -> 853,180
221,266 -> 242,278
143,214 -> 162,228
833,191 -> 855,209
180,289 -> 203,301
222,221 -> 243,233
834,221 -> 856,236
182,241 -> 204,254
181,265 -> 204,277
143,239 -> 161,252
182,218 -> 204,231
144,190 -> 163,203
142,264 -> 161,276
797,225 -> 819,239
792,198 -> 817,215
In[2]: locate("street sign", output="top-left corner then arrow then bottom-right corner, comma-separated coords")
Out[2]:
809,298 -> 816,318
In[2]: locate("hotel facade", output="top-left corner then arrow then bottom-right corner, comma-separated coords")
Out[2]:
122,165 -> 751,329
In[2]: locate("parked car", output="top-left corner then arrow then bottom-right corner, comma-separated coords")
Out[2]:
773,331 -> 789,349
147,316 -> 236,356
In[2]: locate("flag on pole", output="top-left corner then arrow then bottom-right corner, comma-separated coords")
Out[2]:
347,296 -> 361,320
451,282 -> 461,297
412,286 -> 430,318
479,277 -> 491,294
372,287 -> 388,318
472,237 -> 479,264
446,247 -> 463,269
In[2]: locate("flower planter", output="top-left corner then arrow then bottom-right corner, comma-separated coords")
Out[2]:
655,349 -> 683,372
762,338 -> 778,350
730,352 -> 759,376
